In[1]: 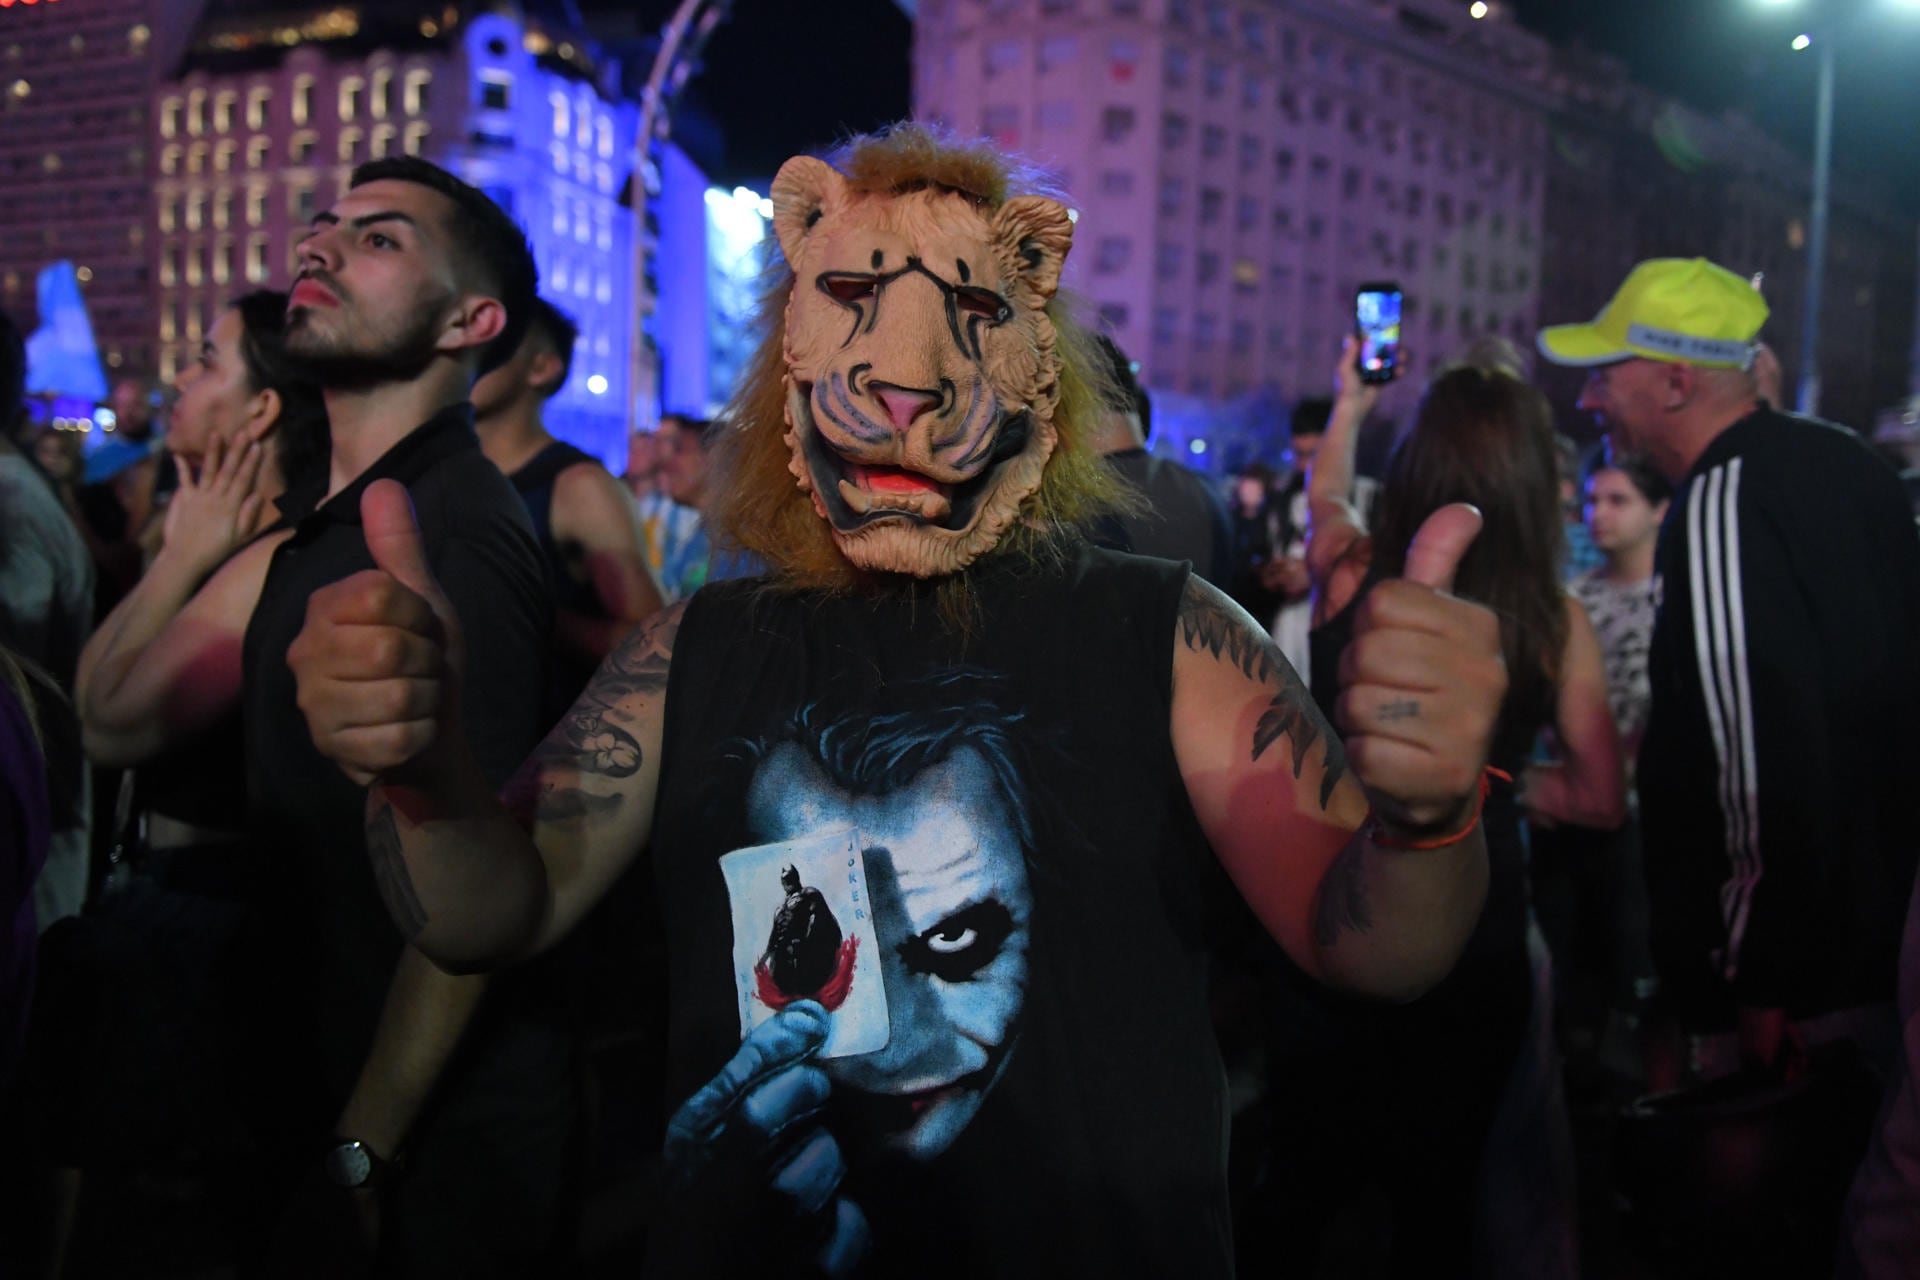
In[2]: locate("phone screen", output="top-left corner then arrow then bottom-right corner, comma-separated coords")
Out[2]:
1356,285 -> 1403,385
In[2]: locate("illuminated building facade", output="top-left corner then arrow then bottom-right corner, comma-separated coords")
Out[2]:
154,3 -> 639,465
0,0 -> 200,383
914,0 -> 1555,464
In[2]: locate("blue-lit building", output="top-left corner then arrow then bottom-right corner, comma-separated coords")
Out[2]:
152,2 -> 640,468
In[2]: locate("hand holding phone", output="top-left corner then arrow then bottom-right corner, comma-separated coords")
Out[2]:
1355,281 -> 1404,385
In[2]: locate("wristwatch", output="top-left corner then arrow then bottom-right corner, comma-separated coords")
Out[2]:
322,1138 -> 392,1190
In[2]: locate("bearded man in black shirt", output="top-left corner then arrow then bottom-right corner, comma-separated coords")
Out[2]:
243,157 -> 574,1276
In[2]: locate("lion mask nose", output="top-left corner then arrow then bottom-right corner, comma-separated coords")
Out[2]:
873,385 -> 942,433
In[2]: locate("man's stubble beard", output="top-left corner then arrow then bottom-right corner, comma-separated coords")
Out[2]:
285,298 -> 447,391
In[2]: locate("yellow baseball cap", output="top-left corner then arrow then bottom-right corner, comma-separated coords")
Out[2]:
1537,258 -> 1769,370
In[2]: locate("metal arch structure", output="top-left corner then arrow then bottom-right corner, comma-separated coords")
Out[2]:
628,0 -> 734,432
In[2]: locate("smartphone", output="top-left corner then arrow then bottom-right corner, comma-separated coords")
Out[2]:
1355,281 -> 1404,385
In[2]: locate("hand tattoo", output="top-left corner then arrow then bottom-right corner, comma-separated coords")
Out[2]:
368,802 -> 429,941
1379,699 -> 1420,723
1178,579 -> 1349,807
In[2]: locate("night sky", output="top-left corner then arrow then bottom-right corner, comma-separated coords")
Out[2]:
581,0 -> 1919,213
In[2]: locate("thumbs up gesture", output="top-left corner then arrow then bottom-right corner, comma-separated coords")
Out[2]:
288,480 -> 466,787
1336,504 -> 1507,834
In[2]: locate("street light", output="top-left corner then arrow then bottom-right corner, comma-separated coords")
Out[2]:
1753,1 -> 1918,417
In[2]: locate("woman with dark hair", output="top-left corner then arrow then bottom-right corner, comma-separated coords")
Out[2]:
78,288 -> 326,786
32,292 -> 328,1270
1249,337 -> 1624,1277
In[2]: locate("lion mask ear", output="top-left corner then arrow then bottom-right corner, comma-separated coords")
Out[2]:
771,155 -> 851,271
992,195 -> 1074,308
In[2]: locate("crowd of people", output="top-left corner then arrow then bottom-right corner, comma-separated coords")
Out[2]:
0,128 -> 1915,1280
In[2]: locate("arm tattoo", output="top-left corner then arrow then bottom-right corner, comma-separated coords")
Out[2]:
368,802 -> 429,941
1312,837 -> 1373,947
507,606 -> 683,821
1379,698 -> 1420,723
1178,579 -> 1349,807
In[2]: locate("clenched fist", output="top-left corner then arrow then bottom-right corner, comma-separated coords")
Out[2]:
288,479 -> 466,786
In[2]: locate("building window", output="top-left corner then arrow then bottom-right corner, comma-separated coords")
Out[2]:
1200,124 -> 1224,159
1152,306 -> 1179,344
158,196 -> 175,233
1099,170 -> 1133,196
338,127 -> 361,165
1341,167 -> 1360,201
1271,206 -> 1293,235
1155,242 -> 1182,279
185,192 -> 204,232
550,91 -> 569,138
247,87 -> 270,130
1037,100 -> 1074,130
1161,112 -> 1188,149
187,88 -> 206,136
292,75 -> 313,126
213,235 -> 233,285
1100,106 -> 1136,145
185,244 -> 203,287
1306,214 -> 1325,242
1098,302 -> 1129,332
160,97 -> 180,138
404,70 -> 431,117
403,124 -> 429,156
339,76 -> 363,122
1157,176 -> 1183,215
1195,312 -> 1217,350
187,143 -> 207,175
1163,46 -> 1188,89
246,136 -> 269,169
1095,237 -> 1130,274
213,190 -> 232,230
597,118 -> 614,159
370,69 -> 391,119
479,72 -> 511,112
288,185 -> 318,223
1039,36 -> 1077,72
1275,148 -> 1295,182
160,304 -> 176,342
159,245 -> 178,287
1235,195 -> 1257,231
214,140 -> 236,172
371,125 -> 396,160
1237,134 -> 1258,172
1196,251 -> 1219,286
982,103 -> 1019,144
1203,60 -> 1226,98
1268,263 -> 1293,291
290,132 -> 316,165
984,40 -> 1022,78
246,185 -> 267,226
247,234 -> 269,283
1199,187 -> 1222,224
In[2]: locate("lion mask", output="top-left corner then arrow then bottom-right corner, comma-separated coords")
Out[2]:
769,152 -> 1075,578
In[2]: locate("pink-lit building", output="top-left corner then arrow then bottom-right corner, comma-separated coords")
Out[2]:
0,0 -> 200,382
913,0 -> 1556,452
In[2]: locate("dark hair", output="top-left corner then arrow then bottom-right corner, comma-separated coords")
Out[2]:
0,309 -> 23,437
228,289 -> 330,491
1290,396 -> 1333,437
1092,334 -> 1152,443
1370,362 -> 1567,740
1594,449 -> 1672,508
348,156 -> 538,378
721,672 -> 1038,858
525,297 -> 579,398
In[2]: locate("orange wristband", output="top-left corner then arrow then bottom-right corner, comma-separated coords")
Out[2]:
1369,767 -> 1511,851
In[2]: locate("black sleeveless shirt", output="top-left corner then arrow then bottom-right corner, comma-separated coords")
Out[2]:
647,545 -> 1236,1278
511,439 -> 610,716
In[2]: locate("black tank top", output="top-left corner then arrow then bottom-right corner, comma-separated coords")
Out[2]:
646,545 -> 1236,1279
510,440 -> 610,717
509,440 -> 606,621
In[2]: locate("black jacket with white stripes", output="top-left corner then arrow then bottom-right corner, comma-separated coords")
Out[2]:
1640,404 -> 1920,1024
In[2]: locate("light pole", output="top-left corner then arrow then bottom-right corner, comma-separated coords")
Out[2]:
1798,33 -> 1834,416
